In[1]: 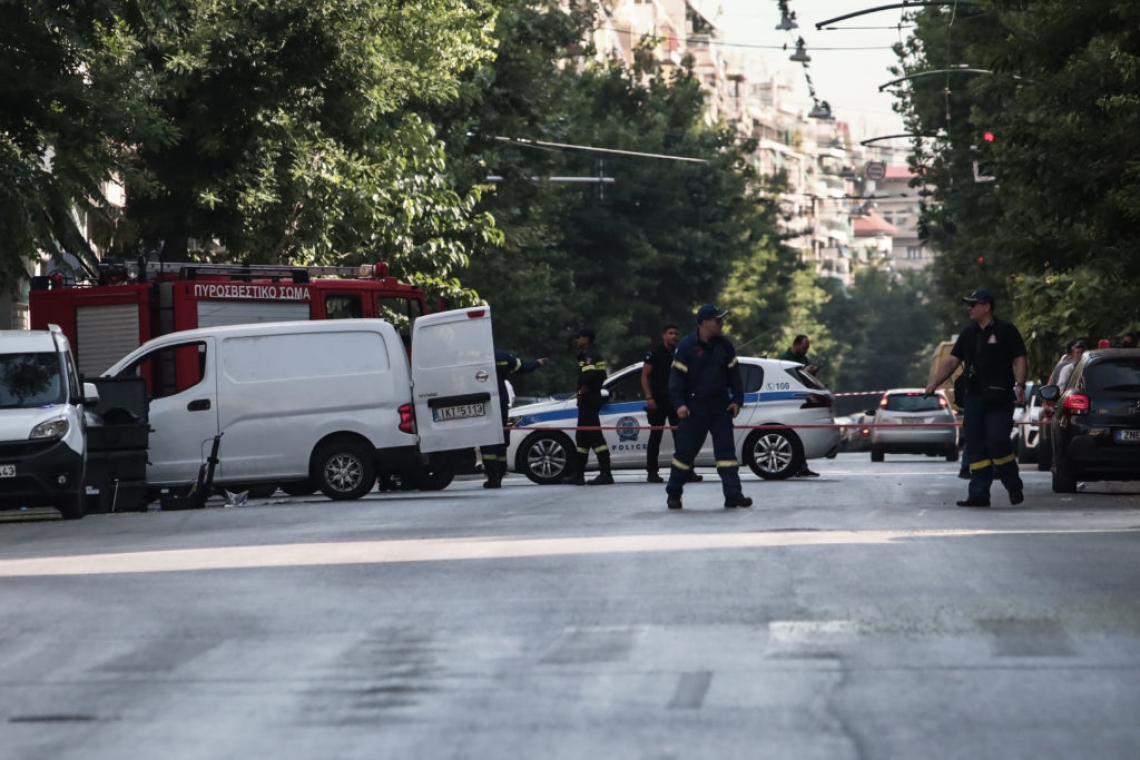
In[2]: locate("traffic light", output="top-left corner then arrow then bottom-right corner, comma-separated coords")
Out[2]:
972,130 -> 996,183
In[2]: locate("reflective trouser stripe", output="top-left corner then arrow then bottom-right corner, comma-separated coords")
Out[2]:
715,460 -> 739,468
969,458 -> 993,471
593,445 -> 608,453
577,447 -> 589,454
482,454 -> 500,461
727,357 -> 738,368
671,457 -> 692,471
992,453 -> 1016,467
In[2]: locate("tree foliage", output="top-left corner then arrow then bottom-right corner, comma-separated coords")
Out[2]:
891,0 -> 1140,378
2,0 -> 500,302
0,0 -> 168,287
439,4 -> 798,390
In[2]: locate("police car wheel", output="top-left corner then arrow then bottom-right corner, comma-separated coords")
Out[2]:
314,441 -> 376,500
744,429 -> 803,480
518,431 -> 574,485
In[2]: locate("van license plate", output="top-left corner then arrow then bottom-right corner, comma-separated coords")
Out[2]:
433,402 -> 486,422
0,465 -> 15,478
1117,429 -> 1140,443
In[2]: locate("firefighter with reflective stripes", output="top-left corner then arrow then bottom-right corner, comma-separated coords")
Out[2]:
563,326 -> 613,485
926,288 -> 1027,508
665,304 -> 753,510
483,348 -> 547,489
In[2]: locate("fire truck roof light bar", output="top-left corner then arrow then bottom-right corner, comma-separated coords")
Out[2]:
144,261 -> 384,281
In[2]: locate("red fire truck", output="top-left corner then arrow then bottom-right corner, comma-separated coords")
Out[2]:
30,261 -> 430,377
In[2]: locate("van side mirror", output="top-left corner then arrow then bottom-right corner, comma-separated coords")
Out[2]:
80,382 -> 100,406
864,408 -> 877,416
1038,384 -> 1060,402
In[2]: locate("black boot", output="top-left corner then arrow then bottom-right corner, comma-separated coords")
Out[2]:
563,452 -> 588,485
588,451 -> 614,485
483,461 -> 503,489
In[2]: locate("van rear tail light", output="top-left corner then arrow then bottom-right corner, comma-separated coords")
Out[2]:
466,309 -> 486,319
398,403 -> 416,434
1063,394 -> 1090,415
799,393 -> 832,409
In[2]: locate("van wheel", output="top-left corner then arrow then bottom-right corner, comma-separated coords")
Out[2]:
57,489 -> 85,520
744,429 -> 803,480
314,442 -> 376,501
407,456 -> 456,491
518,431 -> 575,485
280,481 -> 318,497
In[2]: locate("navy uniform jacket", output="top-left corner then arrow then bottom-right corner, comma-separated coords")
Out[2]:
950,319 -> 1027,395
576,344 -> 606,406
669,333 -> 744,411
494,349 -> 542,411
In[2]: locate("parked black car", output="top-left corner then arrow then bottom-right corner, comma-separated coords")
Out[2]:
1040,349 -> 1140,493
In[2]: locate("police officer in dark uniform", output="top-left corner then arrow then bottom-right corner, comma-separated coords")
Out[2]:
665,305 -> 753,510
563,326 -> 612,485
482,348 -> 546,489
926,289 -> 1028,507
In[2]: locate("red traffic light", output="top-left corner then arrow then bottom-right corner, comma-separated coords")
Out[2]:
982,130 -> 995,142
976,256 -> 985,264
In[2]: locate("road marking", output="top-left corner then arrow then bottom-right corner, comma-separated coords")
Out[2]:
667,671 -> 712,710
1,528 -> 1137,577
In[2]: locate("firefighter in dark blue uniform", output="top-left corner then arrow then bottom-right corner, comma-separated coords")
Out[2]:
926,289 -> 1027,507
665,305 -> 753,510
563,326 -> 613,485
483,348 -> 546,489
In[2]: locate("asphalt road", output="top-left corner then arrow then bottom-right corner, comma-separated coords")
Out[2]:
2,453 -> 1139,760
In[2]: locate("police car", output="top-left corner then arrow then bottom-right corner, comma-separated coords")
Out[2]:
506,357 -> 840,484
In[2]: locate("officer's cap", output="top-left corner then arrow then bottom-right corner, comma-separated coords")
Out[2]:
696,304 -> 729,323
962,288 -> 995,306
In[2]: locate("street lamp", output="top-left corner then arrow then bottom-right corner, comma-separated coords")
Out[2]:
790,38 -> 811,63
776,1 -> 798,31
809,100 -> 834,120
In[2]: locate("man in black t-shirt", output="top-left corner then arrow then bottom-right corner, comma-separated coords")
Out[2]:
641,324 -> 680,483
927,289 -> 1028,508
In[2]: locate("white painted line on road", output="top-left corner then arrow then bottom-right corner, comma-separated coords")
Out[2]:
0,527 -> 1137,578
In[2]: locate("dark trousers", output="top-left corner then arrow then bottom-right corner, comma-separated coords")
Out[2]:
575,398 -> 608,464
666,403 -> 742,497
482,390 -> 511,477
963,395 -> 1023,500
646,401 -> 679,474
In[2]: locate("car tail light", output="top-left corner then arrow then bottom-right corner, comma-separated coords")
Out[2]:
799,392 -> 832,409
878,395 -> 889,408
938,395 -> 948,408
1041,400 -> 1055,420
398,403 -> 416,434
1063,394 -> 1090,415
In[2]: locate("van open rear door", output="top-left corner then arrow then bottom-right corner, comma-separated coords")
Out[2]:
410,307 -> 503,453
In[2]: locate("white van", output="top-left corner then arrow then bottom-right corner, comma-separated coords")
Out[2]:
102,308 -> 503,500
0,325 -> 99,519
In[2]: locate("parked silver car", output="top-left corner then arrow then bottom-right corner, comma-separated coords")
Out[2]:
869,389 -> 959,462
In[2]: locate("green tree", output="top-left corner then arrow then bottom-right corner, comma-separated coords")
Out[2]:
891,0 -> 1140,375
0,0 -> 168,287
121,0 -> 500,302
